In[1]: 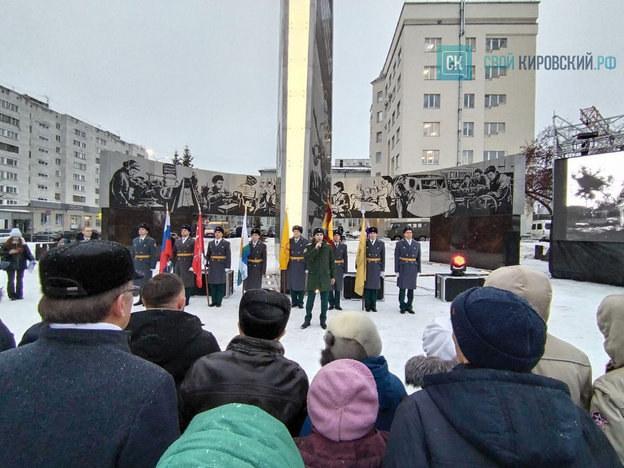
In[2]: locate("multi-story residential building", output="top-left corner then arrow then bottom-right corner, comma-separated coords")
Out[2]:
370,0 -> 537,176
0,85 -> 146,236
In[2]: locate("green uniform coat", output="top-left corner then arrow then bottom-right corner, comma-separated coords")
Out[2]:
304,240 -> 335,292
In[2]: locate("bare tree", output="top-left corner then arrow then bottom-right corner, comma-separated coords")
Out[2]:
522,126 -> 554,215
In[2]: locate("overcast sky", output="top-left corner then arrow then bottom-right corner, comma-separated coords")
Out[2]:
3,0 -> 623,173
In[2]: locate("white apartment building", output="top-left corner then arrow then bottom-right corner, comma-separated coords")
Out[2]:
370,0 -> 538,176
0,85 -> 146,235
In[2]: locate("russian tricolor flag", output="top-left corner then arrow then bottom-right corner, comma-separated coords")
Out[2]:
159,209 -> 173,274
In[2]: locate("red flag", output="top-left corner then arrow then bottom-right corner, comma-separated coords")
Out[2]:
159,209 -> 173,273
192,213 -> 205,287
321,198 -> 334,247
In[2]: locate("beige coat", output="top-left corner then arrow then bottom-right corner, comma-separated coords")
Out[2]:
590,294 -> 624,463
484,265 -> 592,410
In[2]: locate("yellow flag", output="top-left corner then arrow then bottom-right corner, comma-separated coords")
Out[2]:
354,214 -> 367,296
279,211 -> 290,270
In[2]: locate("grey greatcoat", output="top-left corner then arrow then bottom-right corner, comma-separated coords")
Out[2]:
287,236 -> 308,291
245,241 -> 267,290
131,236 -> 157,288
206,239 -> 231,285
394,239 -> 421,290
332,241 -> 348,292
364,239 -> 385,289
173,237 -> 196,288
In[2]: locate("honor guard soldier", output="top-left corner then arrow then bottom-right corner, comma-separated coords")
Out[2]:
287,225 -> 308,309
206,226 -> 231,307
173,224 -> 196,305
329,229 -> 348,311
394,225 -> 421,314
244,228 -> 267,291
131,222 -> 157,306
301,227 -> 335,330
364,226 -> 385,312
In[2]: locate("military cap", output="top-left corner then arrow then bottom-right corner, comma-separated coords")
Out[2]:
214,226 -> 224,234
180,224 -> 193,233
403,225 -> 413,234
251,228 -> 261,236
333,229 -> 342,236
313,227 -> 324,235
369,227 -> 378,234
39,240 -> 143,298
292,225 -> 303,233
138,222 -> 151,232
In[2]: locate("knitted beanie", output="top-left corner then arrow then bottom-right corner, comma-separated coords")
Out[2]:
484,265 -> 553,322
422,316 -> 456,360
451,287 -> 546,373
308,359 -> 378,442
9,228 -> 21,237
326,311 -> 382,359
239,289 -> 291,340
157,403 -> 304,468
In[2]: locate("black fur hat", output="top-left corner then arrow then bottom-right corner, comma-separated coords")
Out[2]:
239,289 -> 291,340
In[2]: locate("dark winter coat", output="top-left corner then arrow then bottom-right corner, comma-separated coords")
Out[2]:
332,241 -> 348,292
394,238 -> 421,290
126,309 -> 221,386
363,356 -> 407,432
0,326 -> 180,468
364,239 -> 385,289
206,238 -> 231,284
245,241 -> 267,290
287,236 -> 309,291
384,365 -> 622,468
304,240 -> 335,292
179,334 -> 309,436
295,429 -> 389,468
131,235 -> 157,287
0,318 -> 15,352
173,236 -> 196,287
0,241 -> 34,270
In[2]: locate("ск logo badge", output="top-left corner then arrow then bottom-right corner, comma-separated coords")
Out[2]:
438,45 -> 473,80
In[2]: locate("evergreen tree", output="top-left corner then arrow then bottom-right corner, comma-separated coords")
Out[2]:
181,145 -> 194,167
172,150 -> 181,166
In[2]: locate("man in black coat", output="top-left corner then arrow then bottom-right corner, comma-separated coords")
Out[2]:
126,273 -> 221,386
0,241 -> 179,468
384,287 -> 621,467
179,289 -> 309,436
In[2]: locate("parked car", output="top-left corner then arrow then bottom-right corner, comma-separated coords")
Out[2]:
261,226 -> 276,238
32,231 -> 58,242
204,222 -> 230,238
54,230 -> 80,242
346,226 -> 363,239
531,221 -> 551,241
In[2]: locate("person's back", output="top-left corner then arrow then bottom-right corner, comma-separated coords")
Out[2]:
0,241 -> 179,468
384,287 -> 620,468
126,273 -> 221,386
179,289 -> 309,435
485,265 -> 592,410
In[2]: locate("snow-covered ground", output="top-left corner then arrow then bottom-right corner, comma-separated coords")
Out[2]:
1,239 -> 623,388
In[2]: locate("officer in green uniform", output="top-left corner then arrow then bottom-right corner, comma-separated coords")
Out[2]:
301,227 -> 335,330
206,226 -> 231,307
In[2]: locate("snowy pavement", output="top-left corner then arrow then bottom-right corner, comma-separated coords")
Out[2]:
1,239 -> 623,389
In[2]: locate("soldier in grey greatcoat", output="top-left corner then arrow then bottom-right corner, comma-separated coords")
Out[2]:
173,224 -> 196,305
287,225 -> 308,309
244,228 -> 267,291
206,226 -> 231,307
394,225 -> 421,314
131,222 -> 157,305
364,227 -> 385,312
329,230 -> 348,311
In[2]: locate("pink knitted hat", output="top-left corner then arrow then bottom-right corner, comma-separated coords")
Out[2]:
308,359 -> 378,442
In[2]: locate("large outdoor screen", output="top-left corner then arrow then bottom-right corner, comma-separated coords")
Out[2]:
553,151 -> 624,242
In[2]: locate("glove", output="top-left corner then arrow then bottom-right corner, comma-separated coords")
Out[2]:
381,271 -> 385,278
396,273 -> 399,278
189,267 -> 194,272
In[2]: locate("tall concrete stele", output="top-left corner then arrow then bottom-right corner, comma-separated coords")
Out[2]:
276,0 -> 333,247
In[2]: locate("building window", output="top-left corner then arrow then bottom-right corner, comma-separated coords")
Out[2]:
391,135 -> 395,148
397,74 -> 401,89
469,65 -> 476,80
74,151 -> 87,160
74,129 -> 86,138
395,154 -> 400,169
376,131 -> 382,143
484,94 -> 507,108
422,150 -> 440,165
74,162 -> 87,170
56,135 -> 61,142
483,150 -> 505,161
38,172 -> 50,178
54,193 -> 61,201
0,157 -> 19,167
0,127 -> 18,140
39,135 -> 50,142
486,37 -> 507,52
73,184 -> 86,192
375,151 -> 382,163
56,123 -> 61,130
0,142 -> 19,153
0,99 -> 18,112
463,122 -> 474,137
485,66 -> 507,80
465,37 -> 476,52
55,147 -> 61,154
424,94 -> 440,109
462,150 -> 474,164
425,37 -> 442,52
0,171 -> 17,181
73,196 -> 86,203
55,170 -> 61,177
73,173 -> 86,181
73,140 -> 87,149
397,48 -> 402,64
55,182 -> 60,188
38,159 -> 49,166
0,113 -> 19,127
38,147 -> 50,154
377,91 -> 383,103
396,127 -> 401,142
377,111 -> 383,122
55,214 -> 64,226
38,121 -> 50,130
2,186 -> 18,194
423,122 -> 440,137
396,101 -> 401,116
484,122 -> 506,136
38,184 -> 49,191
423,66 -> 439,80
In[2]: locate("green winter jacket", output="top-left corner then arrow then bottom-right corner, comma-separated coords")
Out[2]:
304,240 -> 335,292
